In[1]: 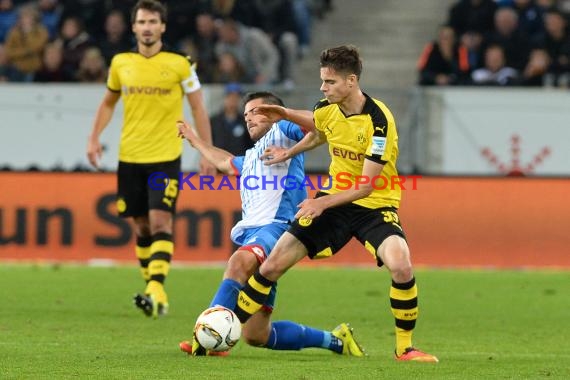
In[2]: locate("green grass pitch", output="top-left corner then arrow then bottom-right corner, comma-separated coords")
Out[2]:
0,265 -> 569,379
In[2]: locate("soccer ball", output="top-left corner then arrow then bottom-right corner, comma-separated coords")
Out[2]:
194,306 -> 242,352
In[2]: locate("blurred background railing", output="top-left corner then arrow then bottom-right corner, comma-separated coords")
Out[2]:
1,84 -> 568,176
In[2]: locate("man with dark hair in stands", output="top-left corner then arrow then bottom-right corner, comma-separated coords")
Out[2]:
448,0 -> 498,36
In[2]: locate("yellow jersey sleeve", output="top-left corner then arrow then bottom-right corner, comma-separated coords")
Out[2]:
107,55 -> 122,92
365,100 -> 396,165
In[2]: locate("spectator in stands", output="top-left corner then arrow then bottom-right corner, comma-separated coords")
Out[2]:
0,0 -> 17,44
518,47 -> 551,85
255,0 -> 299,90
38,0 -> 62,41
4,5 -> 49,82
192,12 -> 219,83
510,0 -> 545,38
210,82 -> 253,157
211,0 -> 263,28
99,10 -> 132,65
75,46 -> 107,82
0,43 -> 9,81
60,0 -> 115,38
57,15 -> 94,79
417,25 -> 471,85
471,44 -> 519,85
215,19 -> 280,85
461,29 -> 485,69
532,9 -> 570,86
34,41 -> 72,82
291,0 -> 312,57
212,50 -> 249,83
448,0 -> 498,36
484,7 -> 530,70
163,1 -> 204,46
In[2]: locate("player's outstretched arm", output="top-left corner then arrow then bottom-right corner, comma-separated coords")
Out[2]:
186,89 -> 217,175
177,120 -> 234,174
255,104 -> 316,132
87,90 -> 120,169
261,130 -> 326,166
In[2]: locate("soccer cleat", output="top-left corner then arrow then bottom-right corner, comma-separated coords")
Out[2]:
331,323 -> 366,357
179,340 -> 229,357
395,347 -> 439,362
133,293 -> 168,319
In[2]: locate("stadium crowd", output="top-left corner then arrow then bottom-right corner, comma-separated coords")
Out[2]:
0,0 -> 333,87
417,0 -> 570,87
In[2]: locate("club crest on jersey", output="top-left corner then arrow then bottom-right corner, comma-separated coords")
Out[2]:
357,132 -> 367,145
298,216 -> 313,227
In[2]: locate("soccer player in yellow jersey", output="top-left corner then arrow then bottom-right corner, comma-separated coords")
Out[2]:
86,0 -> 215,318
234,45 -> 438,362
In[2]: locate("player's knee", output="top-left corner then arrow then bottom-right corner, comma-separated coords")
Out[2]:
259,258 -> 284,281
224,251 -> 258,282
380,238 -> 413,280
242,327 -> 270,347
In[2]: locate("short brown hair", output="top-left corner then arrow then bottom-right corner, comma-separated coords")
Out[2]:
242,91 -> 285,108
320,45 -> 363,79
131,0 -> 167,24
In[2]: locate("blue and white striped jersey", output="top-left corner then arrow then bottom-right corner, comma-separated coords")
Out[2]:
230,120 -> 307,242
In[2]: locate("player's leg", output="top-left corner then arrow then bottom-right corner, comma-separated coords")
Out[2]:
369,209 -> 437,362
141,158 -> 180,317
117,161 -> 151,284
144,209 -> 173,316
117,161 -> 160,317
208,248 -> 259,310
210,223 -> 288,310
235,204 -> 353,324
243,305 -> 364,356
234,232 -> 308,323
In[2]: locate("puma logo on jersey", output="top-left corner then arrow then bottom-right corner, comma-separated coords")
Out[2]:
375,126 -> 386,134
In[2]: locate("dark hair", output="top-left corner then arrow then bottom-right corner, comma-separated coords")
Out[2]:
242,91 -> 284,107
319,45 -> 362,79
131,0 -> 167,24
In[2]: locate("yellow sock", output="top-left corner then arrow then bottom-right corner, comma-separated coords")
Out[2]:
135,236 -> 152,283
390,277 -> 418,356
234,271 -> 273,323
145,232 -> 173,305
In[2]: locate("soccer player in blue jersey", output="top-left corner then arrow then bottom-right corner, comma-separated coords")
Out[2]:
177,91 -> 365,357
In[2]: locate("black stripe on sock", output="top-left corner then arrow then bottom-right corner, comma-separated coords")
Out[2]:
150,252 -> 172,262
392,277 -> 415,290
152,232 -> 172,242
253,271 -> 274,287
234,305 -> 250,323
136,235 -> 152,247
390,298 -> 418,310
138,258 -> 150,268
150,274 -> 166,284
396,319 -> 416,330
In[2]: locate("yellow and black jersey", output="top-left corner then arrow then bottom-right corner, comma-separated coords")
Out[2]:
107,48 -> 201,163
314,93 -> 400,209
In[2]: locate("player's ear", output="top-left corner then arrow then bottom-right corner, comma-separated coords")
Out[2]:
347,74 -> 357,88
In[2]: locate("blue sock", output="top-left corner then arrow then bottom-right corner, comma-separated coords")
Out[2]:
209,278 -> 242,310
265,321 -> 339,352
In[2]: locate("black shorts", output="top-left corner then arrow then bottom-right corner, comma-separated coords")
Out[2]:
288,192 -> 406,267
116,157 -> 181,217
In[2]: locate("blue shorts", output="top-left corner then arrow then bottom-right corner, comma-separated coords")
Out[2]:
232,222 -> 289,310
